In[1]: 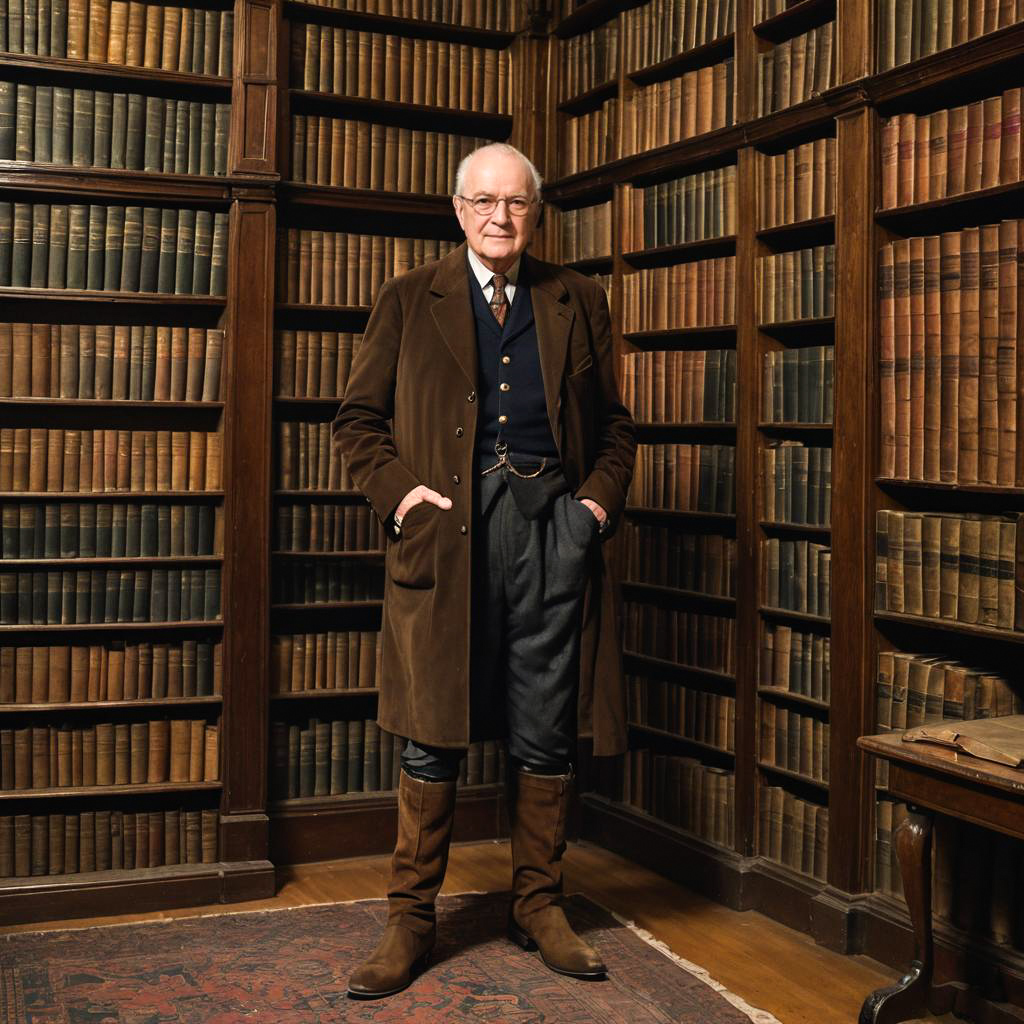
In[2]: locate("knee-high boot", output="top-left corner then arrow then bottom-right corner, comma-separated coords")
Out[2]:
506,768 -> 607,978
347,769 -> 458,998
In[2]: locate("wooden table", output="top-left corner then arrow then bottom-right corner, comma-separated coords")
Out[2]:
857,732 -> 1024,1024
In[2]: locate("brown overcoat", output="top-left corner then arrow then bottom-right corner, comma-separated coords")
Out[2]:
331,242 -> 636,756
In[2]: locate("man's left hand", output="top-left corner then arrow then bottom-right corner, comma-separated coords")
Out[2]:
578,498 -> 608,532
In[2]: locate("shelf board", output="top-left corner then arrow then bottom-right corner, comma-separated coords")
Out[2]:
272,600 -> 383,611
874,610 -> 1024,645
756,215 -> 835,248
622,651 -> 736,688
633,421 -> 736,431
623,235 -> 737,267
269,781 -> 501,810
0,288 -> 226,307
271,550 -> 384,560
280,182 -> 455,218
557,79 -> 618,116
0,398 -> 223,411
0,164 -> 235,204
623,326 -> 737,349
554,0 -> 622,38
757,686 -> 830,712
625,506 -> 736,523
273,396 -> 344,408
875,179 -> 1024,232
759,317 -> 835,336
289,90 -> 514,139
758,421 -> 833,432
753,0 -> 836,43
759,520 -> 832,536
582,793 -> 736,855
283,0 -> 517,48
563,254 -> 614,274
757,761 -> 830,793
0,619 -> 224,633
0,781 -> 222,801
759,606 -> 831,628
875,476 -> 1024,497
273,489 -> 366,501
0,696 -> 222,713
628,721 -> 736,759
0,53 -> 231,93
627,33 -> 735,85
621,581 -> 736,609
269,688 -> 379,700
1,555 -> 222,568
0,490 -> 225,501
275,302 -> 372,317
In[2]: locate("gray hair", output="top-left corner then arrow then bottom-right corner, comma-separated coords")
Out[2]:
454,143 -> 543,200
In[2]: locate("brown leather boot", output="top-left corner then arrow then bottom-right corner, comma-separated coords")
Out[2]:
347,769 -> 458,998
506,768 -> 607,979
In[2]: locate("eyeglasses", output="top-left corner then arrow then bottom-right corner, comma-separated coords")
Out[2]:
456,195 -> 538,217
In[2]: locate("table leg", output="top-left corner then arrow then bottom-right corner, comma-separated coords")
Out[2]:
859,805 -> 934,1024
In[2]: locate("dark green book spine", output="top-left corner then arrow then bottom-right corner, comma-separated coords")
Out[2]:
210,212 -> 227,295
34,86 -> 53,163
143,95 -> 163,172
11,202 -> 32,286
22,0 -> 37,54
192,210 -> 212,294
50,0 -> 67,55
139,206 -> 160,291
36,0 -> 50,55
0,202 -> 11,285
57,502 -> 74,557
47,203 -> 67,287
160,99 -> 175,173
51,86 -> 71,165
125,92 -> 144,169
214,103 -> 228,176
121,205 -> 142,290
71,88 -> 93,167
93,90 -> 112,168
66,203 -> 87,288
204,568 -> 219,619
174,208 -> 195,294
86,204 -> 106,290
109,92 -> 127,169
173,100 -> 188,174
102,204 -> 124,291
96,501 -> 112,556
157,207 -> 177,292
29,203 -> 50,288
7,0 -> 22,52
0,82 -> 15,160
188,100 -> 202,175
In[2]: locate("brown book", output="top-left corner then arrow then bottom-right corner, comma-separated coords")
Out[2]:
997,222 -> 1018,486
893,239 -> 911,477
957,227 -> 980,484
939,231 -> 961,482
978,224 -> 1000,485
923,234 -> 942,480
147,718 -> 169,782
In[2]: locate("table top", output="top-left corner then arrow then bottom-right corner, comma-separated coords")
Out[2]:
859,731 -> 1024,798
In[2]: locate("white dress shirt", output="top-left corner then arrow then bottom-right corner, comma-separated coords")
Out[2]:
467,246 -> 520,306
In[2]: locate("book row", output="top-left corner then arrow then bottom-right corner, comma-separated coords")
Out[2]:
559,98 -> 616,178
274,560 -> 383,605
275,504 -> 383,553
295,0 -> 519,29
759,137 -> 836,230
289,116 -> 487,194
761,538 -> 832,617
292,25 -> 510,114
0,567 -> 221,624
880,91 -> 1023,210
597,749 -> 735,850
622,167 -> 737,251
757,21 -> 836,117
629,443 -> 736,514
2,501 -> 223,559
875,510 -> 1022,630
758,786 -> 827,881
0,324 -> 223,402
271,718 -> 503,798
623,603 -> 736,676
627,674 -> 736,753
620,60 -> 735,158
622,524 -> 736,597
0,638 -> 222,703
275,331 -> 363,401
0,203 -> 229,295
0,806 -> 219,878
760,623 -> 831,703
623,0 -> 735,73
271,630 -> 381,694
550,200 -> 612,264
758,244 -> 835,323
558,20 -> 616,103
0,0 -> 233,75
878,225 -> 1021,487
620,349 -> 737,424
761,346 -> 834,425
0,83 -> 230,176
759,702 -> 830,784
621,257 -> 736,332
0,428 -> 223,493
0,718 -> 219,789
760,442 -> 832,527
876,0 -> 1024,71
277,231 -> 457,307
278,421 -> 354,493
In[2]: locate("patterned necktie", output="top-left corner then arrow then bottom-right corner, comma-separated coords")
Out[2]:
489,273 -> 508,327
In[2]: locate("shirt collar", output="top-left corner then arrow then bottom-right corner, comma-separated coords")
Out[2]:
467,246 -> 521,290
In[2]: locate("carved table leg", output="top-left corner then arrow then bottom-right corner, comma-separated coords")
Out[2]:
859,805 -> 934,1024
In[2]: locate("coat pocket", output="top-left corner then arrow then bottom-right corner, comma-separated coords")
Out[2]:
387,501 -> 439,589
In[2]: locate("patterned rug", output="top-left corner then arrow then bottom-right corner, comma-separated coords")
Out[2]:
0,891 -> 782,1023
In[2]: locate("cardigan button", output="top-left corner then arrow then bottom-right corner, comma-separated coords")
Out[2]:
460,525 -> 468,535
456,426 -> 464,437
467,391 -> 476,403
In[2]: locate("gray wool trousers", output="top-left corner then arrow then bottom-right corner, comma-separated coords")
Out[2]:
401,461 -> 600,780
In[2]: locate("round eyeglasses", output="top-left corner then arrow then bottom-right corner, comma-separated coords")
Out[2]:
456,195 -> 538,217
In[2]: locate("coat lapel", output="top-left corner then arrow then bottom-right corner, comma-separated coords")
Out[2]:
429,242 -> 478,387
525,253 -> 573,443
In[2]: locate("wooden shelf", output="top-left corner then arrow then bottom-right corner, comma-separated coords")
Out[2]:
0,697 -> 222,713
623,235 -> 737,267
876,477 -> 1024,496
280,183 -> 455,218
563,254 -> 614,274
759,607 -> 831,627
757,686 -> 830,712
874,611 -> 1024,645
0,288 -> 226,307
759,316 -> 835,336
282,0 -> 517,48
759,520 -> 832,536
0,781 -> 222,801
625,506 -> 736,523
273,489 -> 366,500
753,0 -> 836,44
621,581 -> 736,609
627,34 -> 735,85
271,600 -> 383,611
875,179 -> 1024,234
269,781 -> 501,810
757,761 -> 830,793
0,620 -> 224,633
554,0 -> 622,38
0,490 -> 225,501
0,165 -> 235,204
623,326 -> 737,349
557,79 -> 618,116
1,555 -> 222,568
0,398 -> 224,411
275,302 -> 371,318
633,421 -> 736,431
628,721 -> 736,759
756,215 -> 835,248
758,421 -> 834,432
269,688 -> 379,701
0,53 -> 231,93
271,550 -> 384,559
623,651 -> 736,688
582,793 -> 735,854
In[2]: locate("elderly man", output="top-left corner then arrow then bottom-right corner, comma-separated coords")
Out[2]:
332,142 -> 635,998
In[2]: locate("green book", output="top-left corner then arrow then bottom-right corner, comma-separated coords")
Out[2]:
174,99 -> 189,174
109,92 -> 127,169
125,93 -> 144,169
86,204 -> 106,290
47,204 -> 68,288
64,203 -> 86,289
210,212 -> 227,295
34,85 -> 52,163
188,100 -> 202,175
102,204 -> 124,291
50,0 -> 67,54
139,504 -> 156,557
7,0 -> 22,52
157,207 -> 177,292
71,88 -> 93,167
11,202 -> 32,287
51,86 -> 72,165
29,203 -> 50,288
160,98 -> 175,173
0,202 -> 11,285
93,90 -> 112,168
14,83 -> 32,162
213,103 -> 228,175
192,211 -> 212,295
95,502 -> 112,557
139,206 -> 160,291
174,208 -> 195,294
93,324 -> 112,398
143,95 -> 163,172
0,82 -> 17,160
22,0 -> 37,53
121,205 -> 142,291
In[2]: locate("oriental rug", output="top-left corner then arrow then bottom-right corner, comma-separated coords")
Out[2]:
0,891 -> 783,1023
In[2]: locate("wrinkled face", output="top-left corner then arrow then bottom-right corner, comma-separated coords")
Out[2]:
453,151 -> 541,273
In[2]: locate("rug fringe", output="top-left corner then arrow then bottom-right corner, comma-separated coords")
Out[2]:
594,901 -> 785,1024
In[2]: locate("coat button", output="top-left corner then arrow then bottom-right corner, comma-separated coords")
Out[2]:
460,525 -> 468,534
499,382 -> 510,392
498,414 -> 508,424
467,391 -> 476,403
452,474 -> 460,484
502,355 -> 511,364
456,426 -> 464,437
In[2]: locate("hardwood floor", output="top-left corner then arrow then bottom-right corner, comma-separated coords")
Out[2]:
5,839 -> 956,1024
